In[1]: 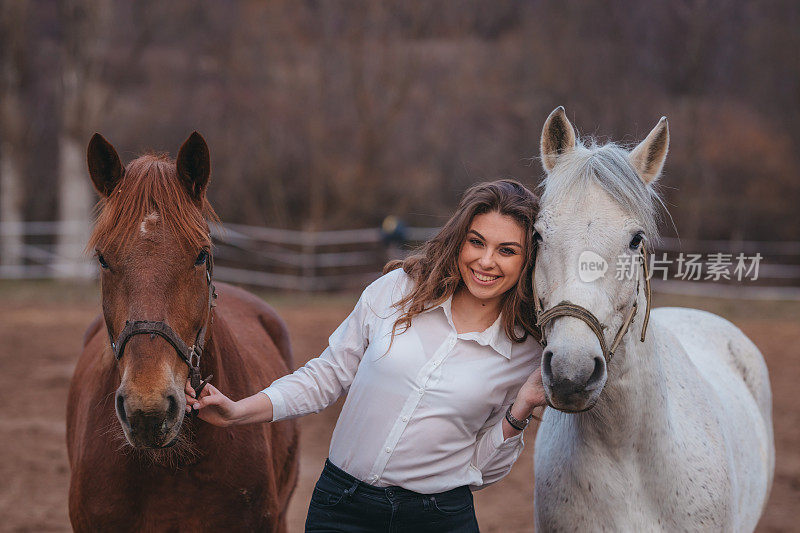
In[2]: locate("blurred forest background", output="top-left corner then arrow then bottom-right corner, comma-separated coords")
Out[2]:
1,0 -> 799,276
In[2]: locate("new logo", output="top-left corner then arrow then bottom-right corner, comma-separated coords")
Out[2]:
578,251 -> 608,282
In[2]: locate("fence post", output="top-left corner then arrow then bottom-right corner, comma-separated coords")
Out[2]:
301,231 -> 316,291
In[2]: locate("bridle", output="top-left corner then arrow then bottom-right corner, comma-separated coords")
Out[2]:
533,244 -> 652,363
108,252 -> 217,400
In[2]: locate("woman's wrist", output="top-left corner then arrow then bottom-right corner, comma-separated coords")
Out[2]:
509,398 -> 536,420
227,399 -> 246,426
230,393 -> 274,426
502,399 -> 536,439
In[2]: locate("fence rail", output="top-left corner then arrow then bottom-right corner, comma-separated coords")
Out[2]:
1,221 -> 799,299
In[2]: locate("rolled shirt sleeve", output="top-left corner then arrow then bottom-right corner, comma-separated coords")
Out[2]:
469,401 -> 525,490
261,287 -> 374,421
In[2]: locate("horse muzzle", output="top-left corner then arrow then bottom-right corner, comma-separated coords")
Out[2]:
115,386 -> 185,448
541,345 -> 607,412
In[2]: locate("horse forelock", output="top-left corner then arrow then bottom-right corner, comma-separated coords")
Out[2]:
540,140 -> 664,241
87,153 -> 218,255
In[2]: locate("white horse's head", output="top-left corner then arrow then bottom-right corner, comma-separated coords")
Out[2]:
534,107 -> 669,412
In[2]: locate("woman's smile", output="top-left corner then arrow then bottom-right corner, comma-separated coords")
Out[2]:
471,269 -> 502,284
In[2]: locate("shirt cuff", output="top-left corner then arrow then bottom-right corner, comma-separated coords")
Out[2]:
491,416 -> 524,449
260,387 -> 287,422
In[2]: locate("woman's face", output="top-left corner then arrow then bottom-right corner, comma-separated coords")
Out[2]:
457,211 -> 526,305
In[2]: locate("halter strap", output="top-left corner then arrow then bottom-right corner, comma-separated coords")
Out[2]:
534,244 -> 651,362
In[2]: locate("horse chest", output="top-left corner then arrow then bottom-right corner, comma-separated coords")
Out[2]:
69,424 -> 280,532
72,460 -> 277,532
534,419 -> 734,532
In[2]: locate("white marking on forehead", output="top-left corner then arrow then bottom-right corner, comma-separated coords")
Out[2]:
140,212 -> 160,236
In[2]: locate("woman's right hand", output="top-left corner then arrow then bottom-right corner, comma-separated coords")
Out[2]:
185,381 -> 239,427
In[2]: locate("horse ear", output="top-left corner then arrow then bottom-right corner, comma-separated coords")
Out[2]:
176,131 -> 211,203
87,133 -> 124,197
629,117 -> 669,185
540,106 -> 576,172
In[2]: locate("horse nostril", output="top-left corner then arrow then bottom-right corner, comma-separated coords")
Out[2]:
587,356 -> 605,387
166,394 -> 179,419
542,350 -> 553,380
116,393 -> 128,425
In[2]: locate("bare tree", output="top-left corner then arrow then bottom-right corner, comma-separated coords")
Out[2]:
55,0 -> 113,277
0,0 -> 28,270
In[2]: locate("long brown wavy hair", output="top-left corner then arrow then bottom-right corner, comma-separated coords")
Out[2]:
384,179 -> 541,344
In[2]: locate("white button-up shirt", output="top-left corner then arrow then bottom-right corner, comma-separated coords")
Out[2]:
261,268 -> 541,493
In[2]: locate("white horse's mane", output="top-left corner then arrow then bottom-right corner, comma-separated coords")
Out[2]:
539,140 -> 664,240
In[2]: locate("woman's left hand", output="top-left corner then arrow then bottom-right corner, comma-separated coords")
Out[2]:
502,367 -> 547,438
515,366 -> 547,411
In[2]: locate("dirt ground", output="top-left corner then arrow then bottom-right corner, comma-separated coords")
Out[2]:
0,281 -> 798,532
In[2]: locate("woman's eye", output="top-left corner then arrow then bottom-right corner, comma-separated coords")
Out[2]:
629,232 -> 644,250
500,247 -> 517,256
97,253 -> 109,269
469,238 -> 483,246
195,250 -> 209,266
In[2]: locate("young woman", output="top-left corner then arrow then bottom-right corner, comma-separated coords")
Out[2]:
186,179 -> 545,532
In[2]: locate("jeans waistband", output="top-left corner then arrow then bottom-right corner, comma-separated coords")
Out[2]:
322,459 -> 470,500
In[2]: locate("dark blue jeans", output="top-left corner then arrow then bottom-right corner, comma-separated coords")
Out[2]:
305,459 -> 480,533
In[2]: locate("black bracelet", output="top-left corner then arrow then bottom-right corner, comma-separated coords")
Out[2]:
505,404 -> 533,431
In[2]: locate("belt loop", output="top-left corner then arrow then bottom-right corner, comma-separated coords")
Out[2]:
423,496 -> 431,511
342,478 -> 359,503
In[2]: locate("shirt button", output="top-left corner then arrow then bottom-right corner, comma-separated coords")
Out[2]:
433,360 -> 440,366
385,447 -> 392,453
402,416 -> 408,422
418,388 -> 424,395
371,475 -> 379,481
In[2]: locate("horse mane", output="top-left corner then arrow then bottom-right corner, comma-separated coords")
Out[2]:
87,153 -> 218,254
539,139 -> 665,241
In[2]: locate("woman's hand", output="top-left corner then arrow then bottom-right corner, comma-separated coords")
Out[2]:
502,367 -> 547,439
184,381 -> 239,427
515,366 -> 546,411
185,380 -> 275,426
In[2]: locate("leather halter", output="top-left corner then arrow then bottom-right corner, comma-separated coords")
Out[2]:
533,244 -> 651,362
109,253 -> 217,399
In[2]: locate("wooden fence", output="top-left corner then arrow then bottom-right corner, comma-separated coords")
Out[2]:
2,221 -> 799,299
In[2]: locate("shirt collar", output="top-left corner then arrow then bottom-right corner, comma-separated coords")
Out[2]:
427,295 -> 514,360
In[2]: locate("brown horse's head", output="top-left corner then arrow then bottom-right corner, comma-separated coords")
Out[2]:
87,132 -> 218,449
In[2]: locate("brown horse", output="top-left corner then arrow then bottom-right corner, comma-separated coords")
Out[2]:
66,133 -> 299,532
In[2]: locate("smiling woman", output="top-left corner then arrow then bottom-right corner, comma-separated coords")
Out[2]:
186,179 -> 546,532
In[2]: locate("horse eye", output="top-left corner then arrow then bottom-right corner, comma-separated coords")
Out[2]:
533,231 -> 543,243
194,250 -> 208,266
629,232 -> 644,250
97,253 -> 109,269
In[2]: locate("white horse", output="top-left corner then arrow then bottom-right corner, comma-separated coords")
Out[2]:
532,107 -> 774,532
